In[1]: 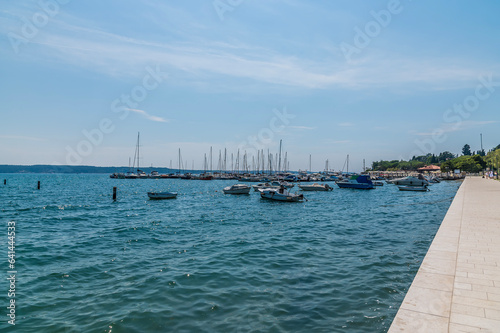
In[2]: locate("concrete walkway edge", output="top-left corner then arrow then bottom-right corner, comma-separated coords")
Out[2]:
389,177 -> 500,332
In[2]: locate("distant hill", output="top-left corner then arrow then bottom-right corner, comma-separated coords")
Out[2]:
0,165 -> 178,174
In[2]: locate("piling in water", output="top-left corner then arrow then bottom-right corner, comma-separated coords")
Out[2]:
37,181 -> 41,190
3,179 -> 6,185
113,187 -> 117,200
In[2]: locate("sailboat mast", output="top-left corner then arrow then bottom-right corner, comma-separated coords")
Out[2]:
224,148 -> 227,174
210,146 -> 212,174
136,132 -> 140,173
278,139 -> 282,173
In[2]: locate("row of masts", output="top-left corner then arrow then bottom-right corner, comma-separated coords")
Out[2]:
173,148 -> 291,175
128,133 -> 345,175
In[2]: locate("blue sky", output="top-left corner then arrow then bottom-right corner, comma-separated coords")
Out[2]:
1,0 -> 499,172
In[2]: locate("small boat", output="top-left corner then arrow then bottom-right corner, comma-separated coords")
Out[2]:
397,185 -> 429,192
110,172 -> 125,179
149,171 -> 162,179
239,176 -> 261,182
147,191 -> 178,200
252,183 -> 278,191
372,181 -> 384,186
270,181 -> 294,189
298,183 -> 333,191
336,175 -> 375,190
389,175 -> 429,186
223,184 -> 251,194
284,175 -> 298,182
260,188 -> 304,202
427,176 -> 441,183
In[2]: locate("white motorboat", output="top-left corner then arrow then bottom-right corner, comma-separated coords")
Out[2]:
147,191 -> 178,199
298,183 -> 333,191
252,183 -> 278,191
260,188 -> 304,202
270,181 -> 294,189
223,184 -> 251,194
389,175 -> 429,186
427,176 -> 441,183
397,185 -> 429,192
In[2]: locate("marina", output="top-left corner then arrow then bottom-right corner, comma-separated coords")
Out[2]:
1,173 -> 463,332
2,1 -> 498,331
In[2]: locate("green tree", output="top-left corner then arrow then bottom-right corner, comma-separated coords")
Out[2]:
462,144 -> 472,156
472,154 -> 486,170
485,149 -> 500,173
438,151 -> 455,162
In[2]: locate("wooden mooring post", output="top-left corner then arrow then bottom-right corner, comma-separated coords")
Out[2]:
37,181 -> 40,190
113,187 -> 117,200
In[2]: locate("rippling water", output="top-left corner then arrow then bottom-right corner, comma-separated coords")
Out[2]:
0,174 -> 461,332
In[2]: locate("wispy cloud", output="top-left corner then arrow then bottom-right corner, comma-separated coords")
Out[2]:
338,122 -> 354,127
289,125 -> 316,130
126,108 -> 169,123
415,120 -> 498,136
0,135 -> 46,141
2,8 -> 496,92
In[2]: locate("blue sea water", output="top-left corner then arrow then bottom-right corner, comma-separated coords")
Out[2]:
0,174 -> 461,332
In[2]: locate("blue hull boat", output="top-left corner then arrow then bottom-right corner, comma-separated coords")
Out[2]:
336,175 -> 375,190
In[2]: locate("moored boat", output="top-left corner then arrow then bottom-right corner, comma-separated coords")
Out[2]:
252,183 -> 277,191
147,191 -> 178,199
223,184 -> 251,194
336,175 -> 375,190
397,185 -> 429,192
260,187 -> 304,202
298,183 -> 333,191
270,181 -> 294,189
389,175 -> 429,186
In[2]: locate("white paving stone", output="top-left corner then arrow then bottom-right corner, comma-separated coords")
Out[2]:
389,177 -> 500,332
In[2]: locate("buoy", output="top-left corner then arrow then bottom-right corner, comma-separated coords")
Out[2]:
113,187 -> 117,200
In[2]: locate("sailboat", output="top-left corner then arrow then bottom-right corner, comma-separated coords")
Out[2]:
124,133 -> 142,179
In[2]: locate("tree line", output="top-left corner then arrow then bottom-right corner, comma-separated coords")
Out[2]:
370,144 -> 500,173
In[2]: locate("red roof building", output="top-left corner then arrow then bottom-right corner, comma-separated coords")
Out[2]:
417,164 -> 441,172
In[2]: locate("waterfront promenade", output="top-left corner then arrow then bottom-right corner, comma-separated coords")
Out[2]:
389,177 -> 500,332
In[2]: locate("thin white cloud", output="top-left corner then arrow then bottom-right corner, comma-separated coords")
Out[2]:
126,108 -> 169,123
2,3 -> 498,93
0,135 -> 46,141
415,120 -> 498,136
289,126 -> 316,130
2,13 -> 495,92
